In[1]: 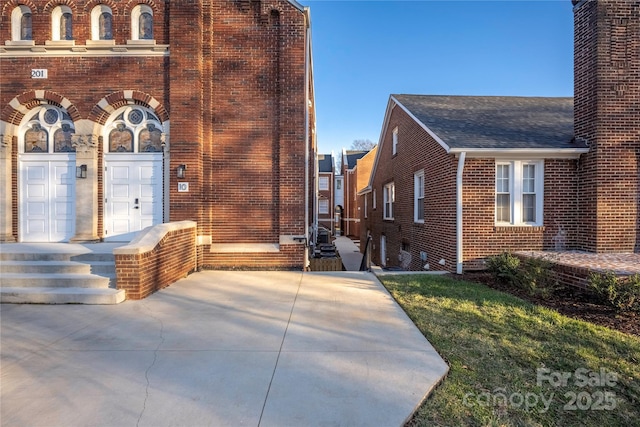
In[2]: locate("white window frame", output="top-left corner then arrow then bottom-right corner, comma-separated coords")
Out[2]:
91,5 -> 113,41
52,6 -> 73,41
319,175 -> 329,191
319,199 -> 329,215
414,170 -> 425,223
495,160 -> 544,226
364,194 -> 368,219
11,5 -> 33,42
383,182 -> 395,220
131,4 -> 154,41
392,127 -> 398,155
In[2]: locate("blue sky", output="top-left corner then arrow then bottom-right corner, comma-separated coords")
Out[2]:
303,0 -> 575,157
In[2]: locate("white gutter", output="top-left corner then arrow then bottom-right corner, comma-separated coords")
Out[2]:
456,152 -> 466,274
303,8 -> 312,269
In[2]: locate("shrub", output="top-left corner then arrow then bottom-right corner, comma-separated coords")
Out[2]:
589,271 -> 640,313
517,256 -> 561,298
486,252 -> 520,285
486,252 -> 560,298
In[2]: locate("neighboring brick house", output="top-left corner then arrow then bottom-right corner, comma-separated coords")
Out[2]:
341,149 -> 367,237
0,0 -> 315,270
360,0 -> 639,273
317,153 -> 334,232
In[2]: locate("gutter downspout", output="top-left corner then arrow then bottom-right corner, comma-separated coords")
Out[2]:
304,10 -> 311,270
456,152 -> 466,274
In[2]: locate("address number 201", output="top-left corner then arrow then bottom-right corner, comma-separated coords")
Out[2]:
31,69 -> 48,79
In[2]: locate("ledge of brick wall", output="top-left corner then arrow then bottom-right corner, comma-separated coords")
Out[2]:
114,221 -> 197,300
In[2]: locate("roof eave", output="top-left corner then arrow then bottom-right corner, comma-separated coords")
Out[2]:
449,147 -> 590,159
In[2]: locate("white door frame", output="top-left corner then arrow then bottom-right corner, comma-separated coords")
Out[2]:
18,153 -> 76,242
103,153 -> 163,242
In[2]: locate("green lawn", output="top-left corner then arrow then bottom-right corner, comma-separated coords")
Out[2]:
379,274 -> 640,427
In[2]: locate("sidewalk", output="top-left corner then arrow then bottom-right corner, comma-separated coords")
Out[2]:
333,236 -> 364,271
1,270 -> 448,427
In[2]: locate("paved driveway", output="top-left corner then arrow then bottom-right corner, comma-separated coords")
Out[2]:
1,271 -> 448,427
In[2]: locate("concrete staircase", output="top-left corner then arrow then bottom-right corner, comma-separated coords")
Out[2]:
0,247 -> 125,304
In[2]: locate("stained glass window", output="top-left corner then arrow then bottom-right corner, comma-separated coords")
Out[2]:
139,12 -> 153,40
109,125 -> 134,152
25,125 -> 48,152
139,124 -> 163,152
21,13 -> 32,40
54,124 -> 75,152
61,12 -> 73,40
99,12 -> 113,40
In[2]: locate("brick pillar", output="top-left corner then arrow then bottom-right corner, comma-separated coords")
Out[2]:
574,0 -> 640,252
168,1 -> 204,230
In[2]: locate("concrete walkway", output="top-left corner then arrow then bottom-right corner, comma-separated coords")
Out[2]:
1,270 -> 448,427
333,236 -> 364,271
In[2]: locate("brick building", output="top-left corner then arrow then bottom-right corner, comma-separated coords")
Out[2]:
341,149 -> 367,237
361,0 -> 639,273
0,0 -> 315,270
316,153 -> 334,232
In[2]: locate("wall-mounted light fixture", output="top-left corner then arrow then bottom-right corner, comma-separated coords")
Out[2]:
76,164 -> 87,179
177,164 -> 187,179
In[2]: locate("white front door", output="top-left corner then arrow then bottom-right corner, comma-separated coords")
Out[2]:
104,155 -> 163,242
19,159 -> 76,242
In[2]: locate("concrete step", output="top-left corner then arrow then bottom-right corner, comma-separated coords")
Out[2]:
0,287 -> 126,305
0,260 -> 115,275
0,252 -> 115,262
0,273 -> 114,288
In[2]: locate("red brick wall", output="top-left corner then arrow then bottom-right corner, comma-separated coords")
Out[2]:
364,103 -> 582,273
462,158 -> 579,270
365,105 -> 457,272
574,0 -> 640,253
115,225 -> 197,300
2,0 -> 312,269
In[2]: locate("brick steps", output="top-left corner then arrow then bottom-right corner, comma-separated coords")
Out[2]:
0,250 -> 125,305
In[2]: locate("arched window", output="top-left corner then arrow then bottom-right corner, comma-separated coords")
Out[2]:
131,5 -> 154,40
106,106 -> 164,153
91,5 -> 113,41
21,106 -> 76,153
52,6 -> 73,41
11,5 -> 32,41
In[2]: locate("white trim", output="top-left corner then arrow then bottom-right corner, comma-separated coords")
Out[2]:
1,44 -> 169,57
495,160 -> 544,227
456,152 -> 466,274
91,5 -> 112,41
392,127 -> 398,155
131,4 -> 154,41
11,5 -> 31,42
452,148 -> 588,159
383,182 -> 394,220
413,169 -> 425,223
51,5 -> 73,42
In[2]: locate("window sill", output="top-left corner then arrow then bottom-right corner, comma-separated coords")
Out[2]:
494,225 -> 545,233
414,220 -> 425,225
45,40 -> 75,46
126,39 -> 156,45
86,40 -> 116,46
4,40 -> 34,46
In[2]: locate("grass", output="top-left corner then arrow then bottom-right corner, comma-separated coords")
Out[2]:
379,274 -> 640,427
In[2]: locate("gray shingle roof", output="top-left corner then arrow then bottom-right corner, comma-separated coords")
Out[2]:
318,154 -> 334,173
344,150 -> 367,169
392,95 -> 586,150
